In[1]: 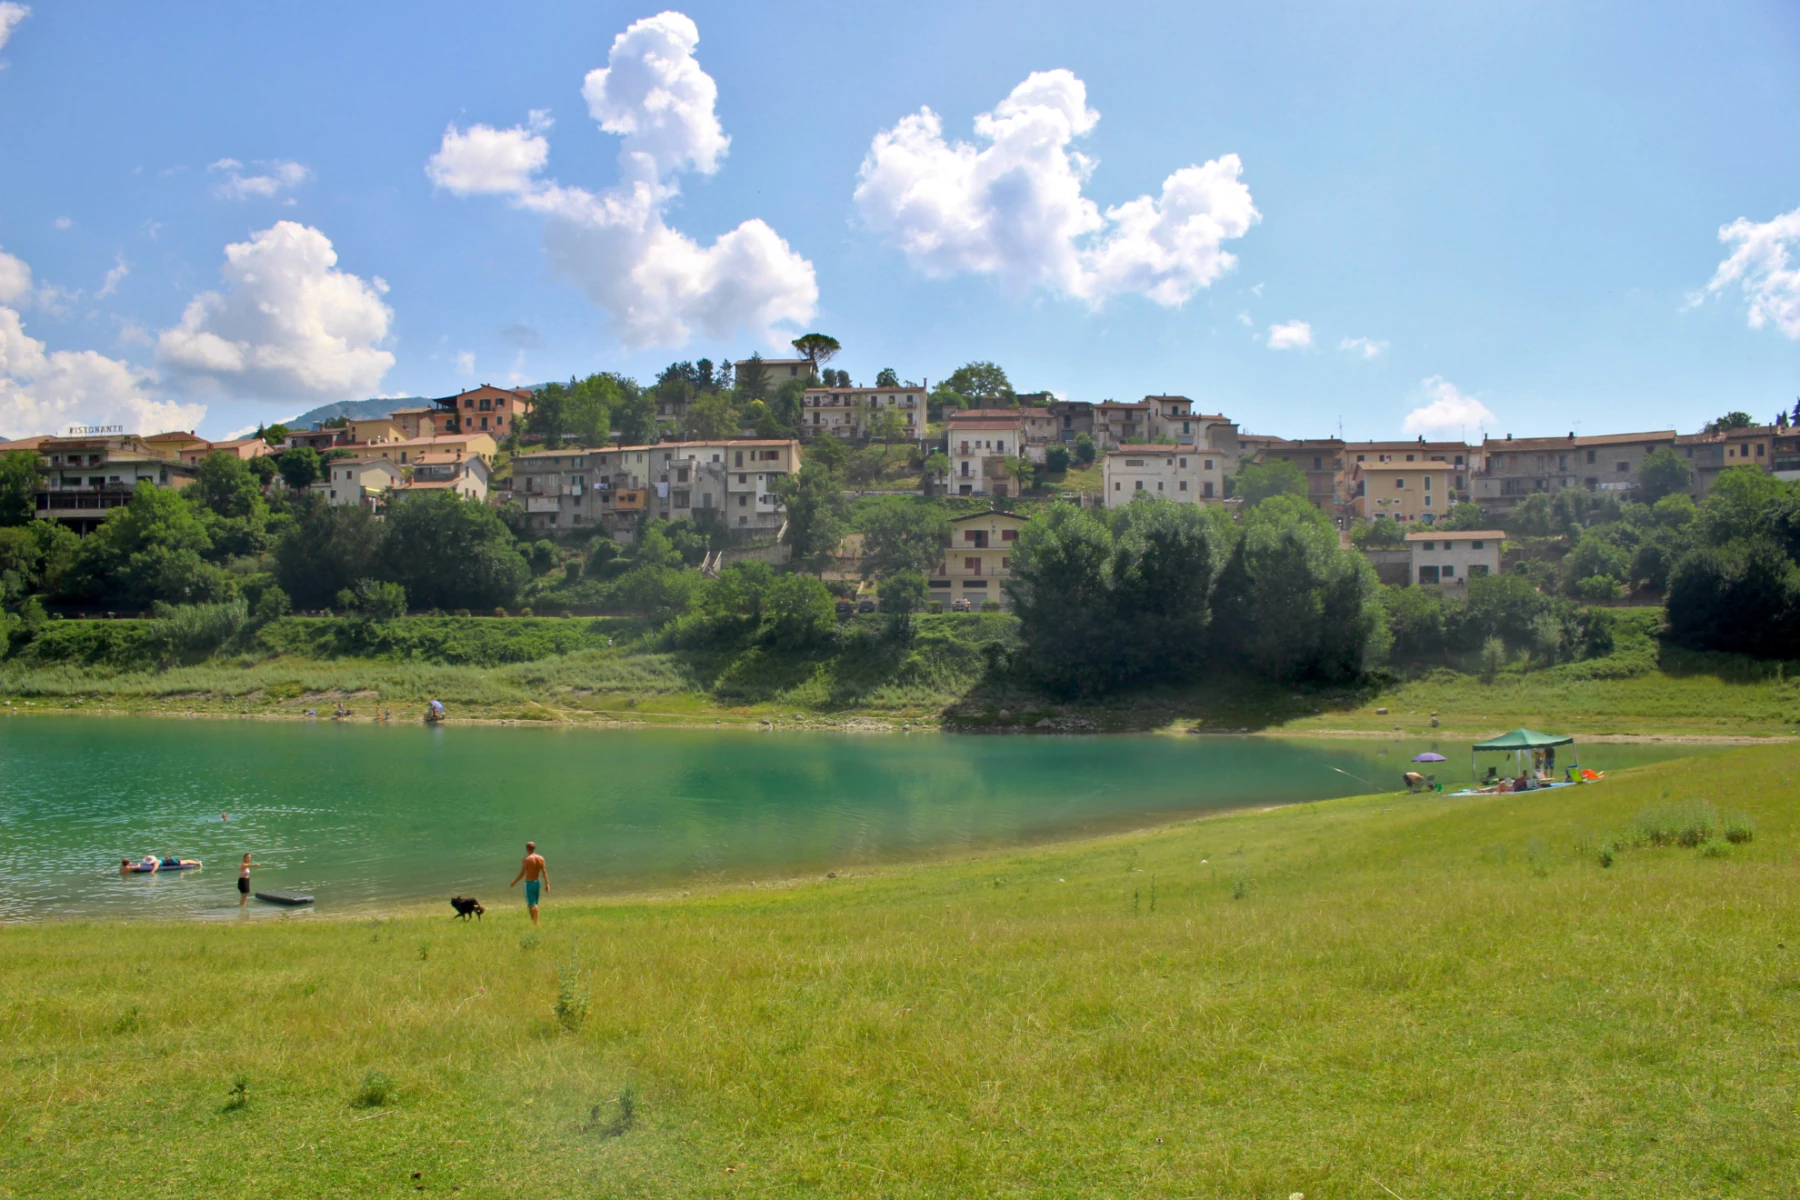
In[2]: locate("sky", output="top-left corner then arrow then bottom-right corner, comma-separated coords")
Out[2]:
0,0 -> 1797,442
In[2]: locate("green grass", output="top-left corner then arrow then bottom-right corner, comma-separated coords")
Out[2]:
4,611 -> 1798,738
2,747 -> 1795,1196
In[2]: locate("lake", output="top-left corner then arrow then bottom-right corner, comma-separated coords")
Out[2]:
0,716 -> 1706,921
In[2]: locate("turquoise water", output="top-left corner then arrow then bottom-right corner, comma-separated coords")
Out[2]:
0,716 -> 1705,921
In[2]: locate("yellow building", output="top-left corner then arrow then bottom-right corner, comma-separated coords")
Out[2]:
930,510 -> 1028,611
1350,461 -> 1462,524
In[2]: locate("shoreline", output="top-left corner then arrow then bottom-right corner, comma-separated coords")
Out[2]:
3,701 -> 1793,745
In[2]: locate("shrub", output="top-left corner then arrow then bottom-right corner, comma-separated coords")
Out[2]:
981,600 -> 1002,612
1478,636 -> 1507,681
555,955 -> 590,1032
148,600 -> 249,665
351,1070 -> 394,1108
1634,801 -> 1717,848
1044,443 -> 1071,474
1722,812 -> 1756,844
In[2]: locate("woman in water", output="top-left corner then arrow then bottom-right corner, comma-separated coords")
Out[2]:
237,852 -> 264,907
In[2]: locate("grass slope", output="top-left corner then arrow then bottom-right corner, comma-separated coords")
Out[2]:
2,611 -> 1796,737
2,747 -> 1795,1197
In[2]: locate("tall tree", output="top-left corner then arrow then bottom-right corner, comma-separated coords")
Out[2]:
791,333 -> 841,375
773,462 -> 849,570
613,378 -> 658,445
1703,411 -> 1756,433
0,449 -> 43,526
735,353 -> 769,401
875,367 -> 900,388
683,391 -> 739,440
381,490 -> 529,610
943,361 -> 1013,400
75,482 -> 233,607
274,502 -> 384,609
1635,446 -> 1694,503
1233,459 -> 1307,507
277,446 -> 324,490
855,496 -> 950,578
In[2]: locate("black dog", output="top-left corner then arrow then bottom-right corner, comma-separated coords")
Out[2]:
450,896 -> 485,921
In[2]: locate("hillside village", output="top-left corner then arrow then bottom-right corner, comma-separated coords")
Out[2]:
3,342 -> 1799,689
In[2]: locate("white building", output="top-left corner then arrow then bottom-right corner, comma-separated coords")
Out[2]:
314,457 -> 403,509
801,384 -> 925,441
1405,530 -> 1504,589
1102,446 -> 1223,507
946,413 -> 1028,497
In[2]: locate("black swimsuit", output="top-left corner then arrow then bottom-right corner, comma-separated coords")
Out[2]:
237,876 -> 250,894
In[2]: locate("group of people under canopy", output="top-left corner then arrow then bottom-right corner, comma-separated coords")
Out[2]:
1404,729 -> 1604,794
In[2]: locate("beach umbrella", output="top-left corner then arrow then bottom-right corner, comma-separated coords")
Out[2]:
1411,752 -> 1447,762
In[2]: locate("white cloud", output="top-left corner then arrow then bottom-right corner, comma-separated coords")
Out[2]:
453,350 -> 475,377
427,11 -> 815,349
0,3 -> 26,55
0,247 -> 31,305
96,254 -> 129,298
210,158 -> 313,200
425,123 -> 548,194
157,221 -> 394,402
1696,204 -> 1800,339
853,69 -> 1258,306
1267,320 -> 1312,350
1403,376 -> 1495,438
52,216 -> 70,230
0,250 -> 203,440
1339,336 -> 1387,359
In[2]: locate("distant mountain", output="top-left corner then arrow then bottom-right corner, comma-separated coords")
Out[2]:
280,397 -> 433,430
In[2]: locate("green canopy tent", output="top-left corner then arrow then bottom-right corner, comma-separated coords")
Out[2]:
1470,728 -> 1577,783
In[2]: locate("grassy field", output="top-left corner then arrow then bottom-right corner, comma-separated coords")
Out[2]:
2,746 -> 1795,1197
2,611 -> 1797,738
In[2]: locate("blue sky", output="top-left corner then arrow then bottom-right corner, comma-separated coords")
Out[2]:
0,0 -> 1796,440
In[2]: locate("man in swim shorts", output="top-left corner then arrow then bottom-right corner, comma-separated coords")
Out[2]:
510,841 -> 548,925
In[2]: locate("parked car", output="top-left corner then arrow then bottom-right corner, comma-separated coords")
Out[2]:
951,597 -> 972,612
857,599 -> 877,613
835,600 -> 854,616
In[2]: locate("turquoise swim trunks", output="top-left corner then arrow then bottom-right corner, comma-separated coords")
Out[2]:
524,880 -> 541,906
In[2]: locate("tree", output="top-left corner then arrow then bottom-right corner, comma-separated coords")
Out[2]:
1233,459 -> 1307,508
791,333 -> 841,375
922,451 -> 951,495
382,490 -> 529,611
1008,501 -> 1232,695
856,497 -> 950,578
736,353 -> 769,401
1350,518 -> 1405,548
773,462 -> 849,569
1436,502 -> 1492,531
1208,496 -> 1386,682
566,373 -> 622,446
1044,444 -> 1071,474
0,449 -> 43,526
75,482 -> 233,608
943,361 -> 1012,400
769,377 -> 807,434
1666,538 -> 1799,658
880,569 -> 927,614
336,578 -> 407,620
194,451 -> 266,520
277,446 -> 324,491
868,408 -> 908,457
1001,454 -> 1039,494
1698,466 -> 1787,545
875,367 -> 900,388
1636,446 -> 1693,503
246,455 -> 278,488
683,391 -> 738,440
1073,433 -> 1097,466
261,424 -> 290,446
1703,412 -> 1756,434
274,502 -> 384,608
613,378 -> 658,445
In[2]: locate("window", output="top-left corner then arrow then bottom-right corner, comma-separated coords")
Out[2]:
964,530 -> 988,547
1135,480 -> 1144,490
1179,480 -> 1188,491
1314,456 -> 1323,470
1204,460 -> 1213,470
1395,478 -> 1406,489
1406,454 -> 1415,462
1125,458 -> 1145,467
1757,444 -> 1765,457
735,451 -> 744,467
1114,482 -> 1121,491
673,490 -> 690,509
1468,564 -> 1490,578
1422,541 -> 1436,550
737,495 -> 747,507
1424,475 -> 1433,490
964,557 -> 981,573
1471,540 -> 1485,550
1000,529 -> 1018,542
1203,481 -> 1214,498
1157,482 -> 1164,491
1179,458 -> 1187,468
1616,461 -> 1629,472
1419,566 -> 1440,584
